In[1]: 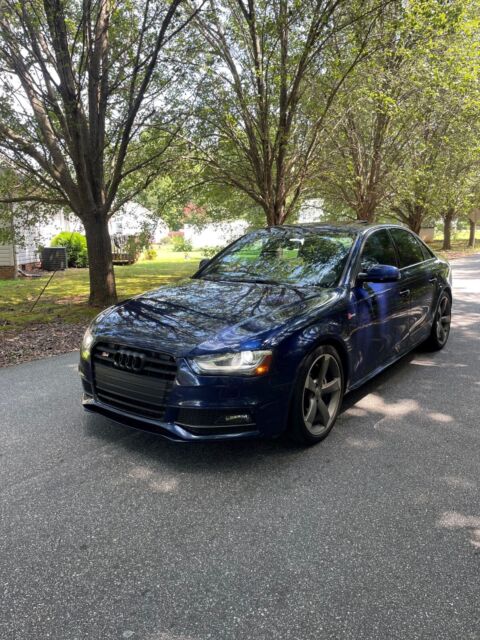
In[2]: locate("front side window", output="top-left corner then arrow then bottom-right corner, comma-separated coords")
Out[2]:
360,229 -> 398,272
389,228 -> 425,268
199,227 -> 355,288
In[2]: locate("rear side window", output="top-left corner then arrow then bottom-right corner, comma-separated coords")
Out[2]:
389,228 -> 425,268
360,229 -> 398,271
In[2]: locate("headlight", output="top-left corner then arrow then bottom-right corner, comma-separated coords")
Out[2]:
80,306 -> 115,360
80,326 -> 94,360
190,350 -> 272,376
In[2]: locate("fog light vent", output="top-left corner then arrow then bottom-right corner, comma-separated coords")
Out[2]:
177,408 -> 255,430
221,413 -> 252,425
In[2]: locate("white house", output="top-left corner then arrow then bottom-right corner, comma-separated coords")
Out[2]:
108,201 -> 169,243
184,220 -> 250,249
38,201 -> 168,246
297,199 -> 325,223
38,209 -> 84,246
0,225 -> 40,278
0,201 -> 168,278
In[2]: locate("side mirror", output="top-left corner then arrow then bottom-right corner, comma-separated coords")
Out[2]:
357,264 -> 400,284
198,258 -> 210,270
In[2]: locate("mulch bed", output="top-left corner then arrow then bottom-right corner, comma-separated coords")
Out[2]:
0,321 -> 88,368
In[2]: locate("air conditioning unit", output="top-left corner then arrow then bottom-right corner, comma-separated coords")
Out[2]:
41,247 -> 68,271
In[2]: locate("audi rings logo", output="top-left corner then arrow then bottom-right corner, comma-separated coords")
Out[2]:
113,349 -> 146,373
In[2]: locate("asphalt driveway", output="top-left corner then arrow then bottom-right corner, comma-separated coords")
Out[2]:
1,256 -> 479,640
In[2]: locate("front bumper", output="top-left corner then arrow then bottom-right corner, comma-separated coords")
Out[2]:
80,357 -> 292,442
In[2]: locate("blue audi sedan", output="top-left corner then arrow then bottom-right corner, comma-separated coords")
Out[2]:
79,223 -> 452,445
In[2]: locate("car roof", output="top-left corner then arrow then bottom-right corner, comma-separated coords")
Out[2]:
280,222 -> 391,235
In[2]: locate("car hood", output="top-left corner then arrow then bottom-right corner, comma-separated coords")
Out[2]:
92,278 -> 341,356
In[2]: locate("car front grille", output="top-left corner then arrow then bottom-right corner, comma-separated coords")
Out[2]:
92,342 -> 177,420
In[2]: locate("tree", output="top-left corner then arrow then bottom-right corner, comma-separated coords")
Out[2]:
318,0 -> 466,223
389,102 -> 480,240
388,0 -> 480,239
185,0 -> 383,227
0,0 -> 199,305
435,139 -> 480,250
389,109 -> 451,234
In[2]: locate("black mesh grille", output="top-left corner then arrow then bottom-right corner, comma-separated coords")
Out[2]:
92,343 -> 177,420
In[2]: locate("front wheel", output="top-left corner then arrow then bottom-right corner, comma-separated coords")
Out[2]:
425,293 -> 452,351
288,345 -> 345,446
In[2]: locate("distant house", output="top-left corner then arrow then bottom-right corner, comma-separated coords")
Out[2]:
184,220 -> 250,249
0,225 -> 40,278
0,201 -> 168,278
297,199 -> 325,223
38,201 -> 168,245
38,210 -> 83,246
108,201 -> 169,243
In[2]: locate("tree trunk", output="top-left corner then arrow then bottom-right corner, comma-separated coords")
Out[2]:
468,219 -> 476,248
442,210 -> 454,251
83,214 -> 117,306
356,202 -> 376,223
275,202 -> 287,225
265,200 -> 286,226
406,204 -> 424,235
408,215 -> 422,235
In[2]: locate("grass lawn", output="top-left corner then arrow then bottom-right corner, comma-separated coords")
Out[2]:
0,250 -> 202,331
429,228 -> 480,260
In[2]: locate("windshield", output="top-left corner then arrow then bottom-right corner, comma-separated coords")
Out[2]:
198,227 -> 355,288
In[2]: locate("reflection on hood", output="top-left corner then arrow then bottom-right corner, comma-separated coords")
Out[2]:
93,278 -> 340,355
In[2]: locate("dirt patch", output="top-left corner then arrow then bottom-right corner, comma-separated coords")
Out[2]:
440,249 -> 478,260
0,320 -> 88,368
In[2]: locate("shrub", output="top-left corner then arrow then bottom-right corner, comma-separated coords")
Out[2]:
171,236 -> 193,252
201,246 -> 223,258
51,231 -> 88,267
144,248 -> 157,261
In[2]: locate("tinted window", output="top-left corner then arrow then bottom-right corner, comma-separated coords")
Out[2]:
389,228 -> 425,268
200,227 -> 355,287
420,241 -> 435,260
360,229 -> 398,271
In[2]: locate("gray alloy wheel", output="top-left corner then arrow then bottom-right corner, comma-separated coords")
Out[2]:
289,344 -> 344,445
435,295 -> 451,346
302,353 -> 343,436
427,293 -> 451,350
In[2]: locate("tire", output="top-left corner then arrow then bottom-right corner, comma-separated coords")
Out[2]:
288,344 -> 345,446
425,292 -> 452,351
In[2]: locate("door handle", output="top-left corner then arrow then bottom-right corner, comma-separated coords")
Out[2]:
399,289 -> 410,297
429,276 -> 437,283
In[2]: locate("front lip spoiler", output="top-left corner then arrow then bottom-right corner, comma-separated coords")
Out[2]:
82,397 -> 261,442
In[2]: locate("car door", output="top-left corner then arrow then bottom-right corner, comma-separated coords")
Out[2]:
350,229 -> 411,382
389,228 -> 437,346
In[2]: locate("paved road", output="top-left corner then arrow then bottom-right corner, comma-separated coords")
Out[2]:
1,256 -> 479,640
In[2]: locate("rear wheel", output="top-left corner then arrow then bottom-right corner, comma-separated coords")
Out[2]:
426,293 -> 451,351
288,345 -> 345,445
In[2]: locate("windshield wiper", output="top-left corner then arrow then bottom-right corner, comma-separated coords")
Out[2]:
243,277 -> 281,285
199,272 -> 264,284
199,273 -> 331,290
202,274 -> 284,286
